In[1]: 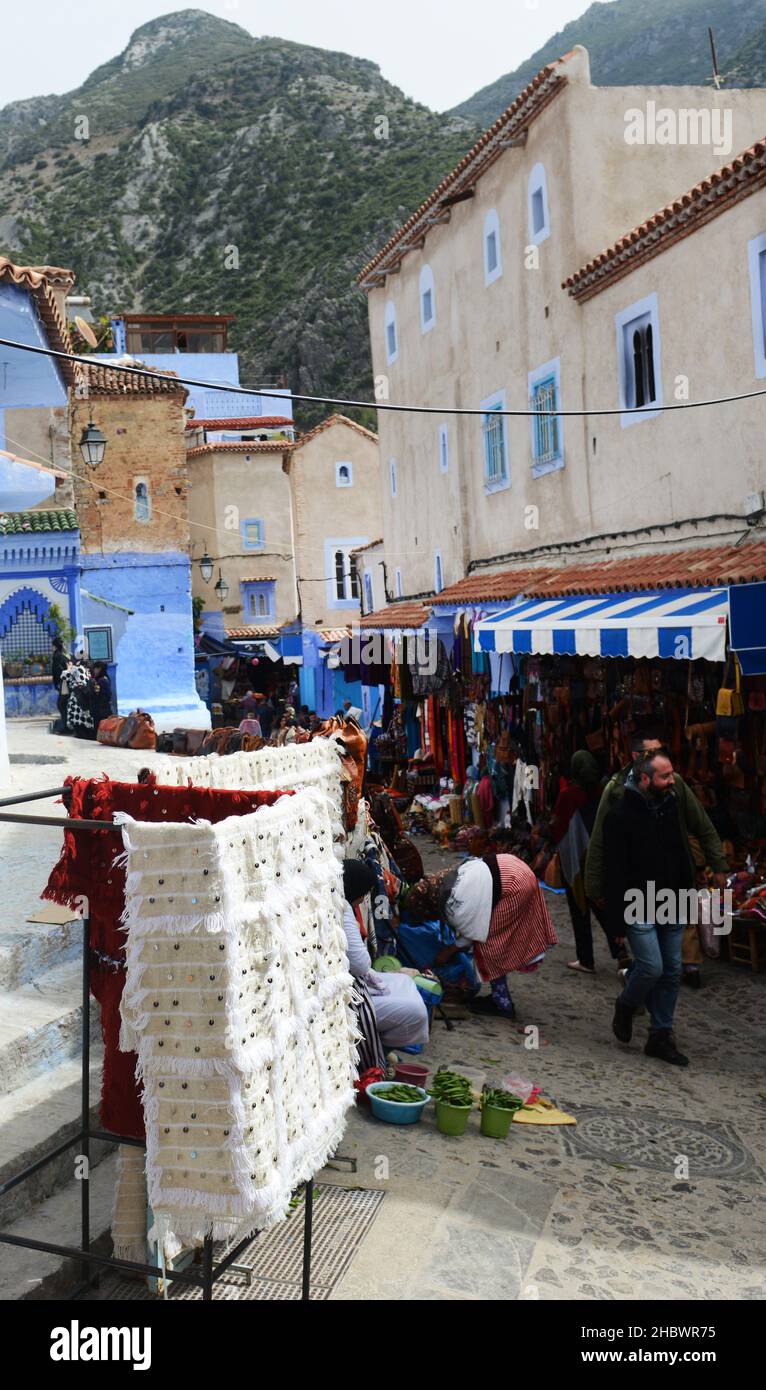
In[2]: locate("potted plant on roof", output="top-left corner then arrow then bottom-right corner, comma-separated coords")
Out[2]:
479,1086 -> 524,1139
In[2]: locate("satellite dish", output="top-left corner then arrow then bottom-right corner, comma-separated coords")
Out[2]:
75,316 -> 98,348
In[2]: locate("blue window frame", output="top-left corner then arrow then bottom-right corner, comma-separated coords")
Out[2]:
528,358 -> 564,476
241,579 -> 275,620
241,518 -> 265,550
481,391 -> 510,492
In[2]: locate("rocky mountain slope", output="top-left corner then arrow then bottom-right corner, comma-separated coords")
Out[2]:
0,10 -> 477,425
452,0 -> 763,126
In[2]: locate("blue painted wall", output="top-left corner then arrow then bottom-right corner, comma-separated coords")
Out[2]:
94,346 -> 292,424
0,282 -> 67,505
80,551 -> 209,731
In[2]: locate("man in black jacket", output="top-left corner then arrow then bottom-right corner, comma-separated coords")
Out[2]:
604,751 -> 693,1066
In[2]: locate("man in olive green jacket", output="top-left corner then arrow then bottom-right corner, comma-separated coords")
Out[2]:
584,733 -> 729,917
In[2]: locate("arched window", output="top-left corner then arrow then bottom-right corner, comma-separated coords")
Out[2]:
484,209 -> 502,285
434,551 -> 443,594
336,462 -> 353,487
528,163 -> 550,244
419,264 -> 435,333
134,481 -> 150,522
257,592 -> 267,617
364,571 -> 374,614
385,300 -> 398,364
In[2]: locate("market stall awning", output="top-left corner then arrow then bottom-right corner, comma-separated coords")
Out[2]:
729,581 -> 766,675
475,588 -> 729,661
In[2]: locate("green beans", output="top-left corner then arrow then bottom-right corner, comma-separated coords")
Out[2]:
431,1069 -> 473,1107
480,1087 -> 523,1112
376,1084 -> 426,1104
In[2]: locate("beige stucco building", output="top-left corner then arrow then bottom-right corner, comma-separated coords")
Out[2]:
358,46 -> 766,603
283,415 -> 383,631
187,414 -> 383,635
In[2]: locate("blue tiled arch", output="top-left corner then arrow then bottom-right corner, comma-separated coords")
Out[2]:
0,585 -> 56,639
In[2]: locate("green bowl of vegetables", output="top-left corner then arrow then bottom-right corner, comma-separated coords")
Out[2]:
366,1081 -> 431,1125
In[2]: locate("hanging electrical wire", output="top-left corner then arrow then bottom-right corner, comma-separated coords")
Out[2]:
1,335 -> 766,418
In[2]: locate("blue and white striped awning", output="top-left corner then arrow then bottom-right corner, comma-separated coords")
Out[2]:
474,588 -> 729,661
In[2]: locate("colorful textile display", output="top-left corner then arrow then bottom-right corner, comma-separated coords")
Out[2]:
474,854 -> 557,982
150,737 -> 348,843
43,776 -> 291,1140
118,788 -> 359,1248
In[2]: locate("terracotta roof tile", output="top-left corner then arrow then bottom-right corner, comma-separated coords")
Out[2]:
226,625 -> 281,639
563,137 -> 766,302
80,360 -> 186,397
0,508 -> 78,535
291,414 -> 378,448
431,542 -> 766,605
187,441 -> 291,457
186,417 -> 294,430
351,538 -> 384,555
241,576 -> 277,583
0,257 -> 79,389
356,55 -> 575,288
359,600 -> 432,630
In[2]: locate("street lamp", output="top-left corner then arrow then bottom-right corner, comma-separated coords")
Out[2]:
214,569 -> 229,604
78,420 -> 107,470
199,550 -> 214,583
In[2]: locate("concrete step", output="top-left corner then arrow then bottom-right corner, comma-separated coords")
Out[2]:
0,1150 -> 118,1301
0,1053 -> 107,1228
0,916 -> 82,993
0,961 -> 100,1095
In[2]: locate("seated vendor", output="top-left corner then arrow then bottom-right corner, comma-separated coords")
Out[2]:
343,860 -> 429,1050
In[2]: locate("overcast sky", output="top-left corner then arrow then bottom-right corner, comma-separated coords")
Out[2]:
4,0 -> 590,111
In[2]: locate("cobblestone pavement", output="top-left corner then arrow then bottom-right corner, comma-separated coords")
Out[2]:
329,839 -> 766,1301
3,722 -> 766,1301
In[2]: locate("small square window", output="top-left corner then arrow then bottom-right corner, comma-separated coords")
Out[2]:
242,519 -> 264,550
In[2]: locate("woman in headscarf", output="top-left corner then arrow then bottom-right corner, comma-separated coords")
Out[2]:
430,853 -> 557,1019
343,859 -> 429,1051
548,749 -> 614,975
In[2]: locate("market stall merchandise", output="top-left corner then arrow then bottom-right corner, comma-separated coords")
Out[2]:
118,788 -> 358,1251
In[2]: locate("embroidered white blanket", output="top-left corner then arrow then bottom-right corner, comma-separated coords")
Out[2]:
149,738 -> 347,846
118,788 -> 358,1249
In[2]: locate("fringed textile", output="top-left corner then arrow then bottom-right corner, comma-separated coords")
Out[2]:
111,1143 -> 148,1264
118,788 -> 359,1249
43,776 -> 291,1139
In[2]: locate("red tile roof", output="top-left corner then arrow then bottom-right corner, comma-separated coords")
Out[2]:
432,542 -> 766,605
356,55 -> 575,289
226,625 -> 280,639
241,576 -> 277,583
564,137 -> 766,302
359,600 -> 432,630
351,538 -> 384,555
291,414 -> 378,448
432,567 -> 559,606
0,256 -> 79,389
187,441 -> 292,457
81,360 -> 186,397
186,417 -> 294,430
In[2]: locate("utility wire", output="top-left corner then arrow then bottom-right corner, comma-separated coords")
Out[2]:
2,335 -> 766,418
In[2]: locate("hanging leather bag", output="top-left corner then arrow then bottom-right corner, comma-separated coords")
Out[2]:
716,655 -> 744,718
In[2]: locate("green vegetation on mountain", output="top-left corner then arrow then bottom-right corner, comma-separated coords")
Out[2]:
451,0 -> 763,126
0,10 -> 477,427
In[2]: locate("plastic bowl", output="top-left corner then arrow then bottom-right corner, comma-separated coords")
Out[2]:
394,1062 -> 430,1088
366,1081 -> 431,1125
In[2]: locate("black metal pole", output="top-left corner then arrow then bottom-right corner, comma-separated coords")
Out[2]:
202,1235 -> 214,1301
301,1180 -> 314,1301
0,785 -> 66,807
80,916 -> 92,1287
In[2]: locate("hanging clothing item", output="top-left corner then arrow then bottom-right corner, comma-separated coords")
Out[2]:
43,776 -> 291,1140
118,788 -> 358,1249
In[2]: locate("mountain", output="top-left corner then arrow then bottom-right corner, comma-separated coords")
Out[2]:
726,20 -> 766,86
452,0 -> 764,126
0,10 -> 478,427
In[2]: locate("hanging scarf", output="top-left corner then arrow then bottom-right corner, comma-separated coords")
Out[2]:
118,788 -> 359,1249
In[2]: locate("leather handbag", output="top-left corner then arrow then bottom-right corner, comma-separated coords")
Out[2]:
544,852 -> 563,889
97,716 -> 128,747
124,710 -> 157,750
716,656 -> 744,718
